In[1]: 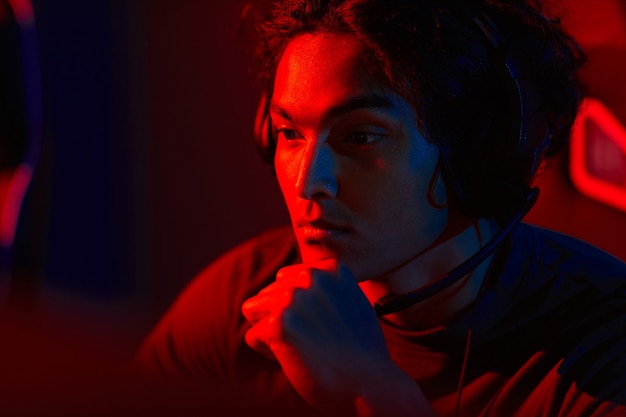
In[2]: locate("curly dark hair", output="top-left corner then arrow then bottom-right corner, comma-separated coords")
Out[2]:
250,0 -> 585,219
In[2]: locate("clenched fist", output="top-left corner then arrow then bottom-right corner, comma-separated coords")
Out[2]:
242,259 -> 436,417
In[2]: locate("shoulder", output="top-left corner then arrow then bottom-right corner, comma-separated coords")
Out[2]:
193,225 -> 298,291
173,225 -> 298,319
135,226 -> 298,379
483,222 -> 626,315
508,223 -> 626,406
500,223 -> 626,328
471,223 -> 626,413
509,222 -> 626,289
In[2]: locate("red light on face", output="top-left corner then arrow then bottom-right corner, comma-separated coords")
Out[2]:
570,98 -> 626,213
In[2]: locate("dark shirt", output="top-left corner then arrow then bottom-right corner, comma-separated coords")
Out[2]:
137,223 -> 626,416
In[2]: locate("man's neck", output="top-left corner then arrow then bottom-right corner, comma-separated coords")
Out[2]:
359,218 -> 499,330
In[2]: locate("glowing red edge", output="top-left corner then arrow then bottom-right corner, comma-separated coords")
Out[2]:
569,97 -> 626,213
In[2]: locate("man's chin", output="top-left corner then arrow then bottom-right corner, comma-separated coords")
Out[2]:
298,247 -> 370,282
299,246 -> 337,264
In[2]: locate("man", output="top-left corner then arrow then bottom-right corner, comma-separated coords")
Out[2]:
137,1 -> 626,416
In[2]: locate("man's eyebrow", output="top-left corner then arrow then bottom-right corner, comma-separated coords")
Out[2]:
269,95 -> 396,122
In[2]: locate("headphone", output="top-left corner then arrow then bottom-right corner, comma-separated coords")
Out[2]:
446,0 -> 550,219
253,1 -> 551,315
383,4 -> 551,315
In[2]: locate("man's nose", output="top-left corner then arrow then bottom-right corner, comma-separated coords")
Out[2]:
296,142 -> 338,200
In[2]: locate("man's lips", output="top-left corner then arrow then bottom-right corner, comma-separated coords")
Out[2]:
296,218 -> 350,241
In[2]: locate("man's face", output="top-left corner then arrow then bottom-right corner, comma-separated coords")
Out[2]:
271,32 -> 448,282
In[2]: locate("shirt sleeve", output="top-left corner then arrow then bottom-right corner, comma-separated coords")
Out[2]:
134,227 -> 298,383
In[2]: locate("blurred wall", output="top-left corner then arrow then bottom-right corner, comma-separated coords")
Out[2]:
140,0 -> 289,316
6,0 -> 291,336
7,0 -> 626,344
526,0 -> 626,260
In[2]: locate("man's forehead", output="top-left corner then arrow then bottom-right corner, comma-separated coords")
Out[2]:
271,32 -> 398,123
274,33 -> 371,94
278,32 -> 366,72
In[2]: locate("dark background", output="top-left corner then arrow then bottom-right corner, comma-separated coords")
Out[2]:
2,0 -> 626,367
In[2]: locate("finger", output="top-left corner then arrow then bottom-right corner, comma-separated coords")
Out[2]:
244,318 -> 277,361
275,264 -> 305,282
241,293 -> 273,325
338,263 -> 356,282
242,282 -> 300,325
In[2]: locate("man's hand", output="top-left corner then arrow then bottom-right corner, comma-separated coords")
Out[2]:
241,259 -> 436,417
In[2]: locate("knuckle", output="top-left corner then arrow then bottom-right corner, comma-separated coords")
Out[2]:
275,267 -> 289,281
278,308 -> 296,331
271,308 -> 297,342
289,286 -> 307,304
324,257 -> 340,272
309,268 -> 337,291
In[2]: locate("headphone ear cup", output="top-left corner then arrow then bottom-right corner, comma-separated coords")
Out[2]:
253,92 -> 274,164
497,45 -> 551,181
449,7 -> 551,219
483,40 -> 550,219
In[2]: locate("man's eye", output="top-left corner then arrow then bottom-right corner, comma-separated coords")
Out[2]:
273,128 -> 302,141
346,132 -> 380,145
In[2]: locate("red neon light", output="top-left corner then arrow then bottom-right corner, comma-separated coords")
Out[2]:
570,98 -> 626,213
0,165 -> 33,247
7,0 -> 33,24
